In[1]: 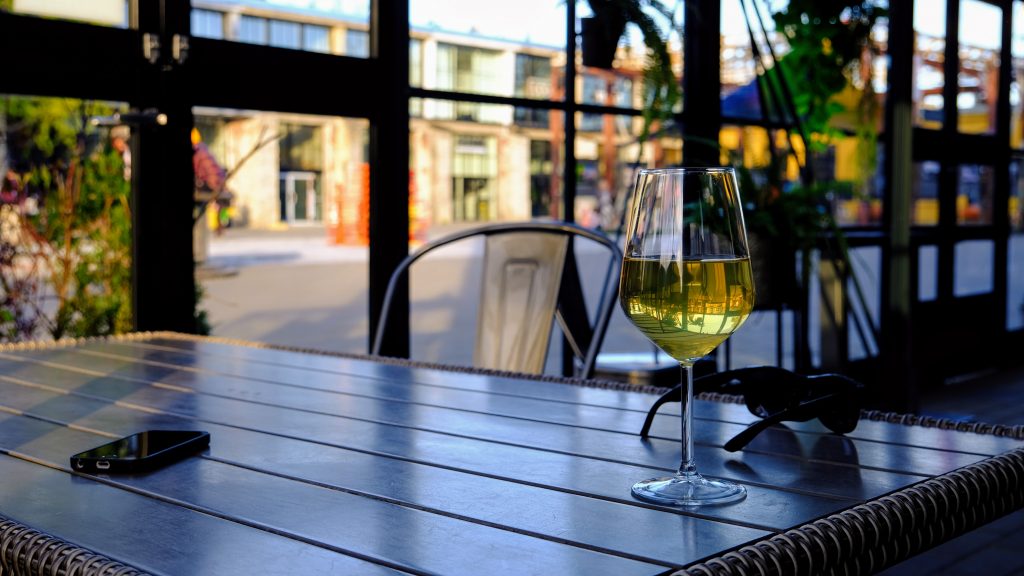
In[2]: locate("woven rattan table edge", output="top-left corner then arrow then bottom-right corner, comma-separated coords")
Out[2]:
0,514 -> 147,576
673,446 -> 1024,576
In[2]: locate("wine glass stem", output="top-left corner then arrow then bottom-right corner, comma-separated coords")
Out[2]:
679,362 -> 697,477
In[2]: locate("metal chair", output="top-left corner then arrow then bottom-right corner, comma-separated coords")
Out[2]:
371,222 -> 621,378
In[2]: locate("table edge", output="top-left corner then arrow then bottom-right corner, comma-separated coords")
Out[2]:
1,513 -> 149,576
673,446 -> 1024,575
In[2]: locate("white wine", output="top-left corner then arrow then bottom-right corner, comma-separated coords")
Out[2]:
620,256 -> 755,363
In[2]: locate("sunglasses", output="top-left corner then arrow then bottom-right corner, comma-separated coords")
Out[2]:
639,366 -> 864,452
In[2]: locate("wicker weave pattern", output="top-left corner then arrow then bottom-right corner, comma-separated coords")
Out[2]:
0,516 -> 145,576
675,447 -> 1024,576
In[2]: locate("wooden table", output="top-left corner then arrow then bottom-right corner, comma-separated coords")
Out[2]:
0,334 -> 1021,575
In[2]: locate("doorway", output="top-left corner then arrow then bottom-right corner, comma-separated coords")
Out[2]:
279,171 -> 321,224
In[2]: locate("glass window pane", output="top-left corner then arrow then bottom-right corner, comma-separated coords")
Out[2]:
575,114 -> 690,369
915,0 -> 946,128
721,0 -> 792,122
957,164 -> 994,225
725,0 -> 887,130
192,9 -> 224,40
721,0 -> 765,120
303,24 -> 330,53
578,1 -> 681,110
409,0 -> 565,100
238,15 -> 268,45
3,0 -> 128,27
847,247 -> 881,360
411,38 -> 424,88
1012,158 -> 1024,230
346,29 -> 370,57
919,245 -> 938,301
516,53 -> 553,100
213,2 -> 369,57
1010,234 -> 1024,330
409,102 -> 571,366
574,113 -> 653,230
958,0 -> 1002,135
269,19 -> 301,49
1,95 -> 132,341
954,239 -> 994,296
193,107 -> 370,353
410,97 -> 564,226
724,129 -> 884,228
912,161 -> 941,225
1013,2 -> 1024,148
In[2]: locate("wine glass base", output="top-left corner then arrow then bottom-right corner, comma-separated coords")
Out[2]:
632,474 -> 746,507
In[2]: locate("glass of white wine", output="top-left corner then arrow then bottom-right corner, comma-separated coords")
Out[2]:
620,167 -> 755,506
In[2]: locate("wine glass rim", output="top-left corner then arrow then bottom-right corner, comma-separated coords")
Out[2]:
637,167 -> 736,175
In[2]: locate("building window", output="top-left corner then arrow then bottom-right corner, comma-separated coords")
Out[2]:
280,124 -> 324,172
410,38 -> 423,87
269,19 -> 301,50
452,136 -> 498,222
529,140 -> 554,217
514,107 -> 549,128
437,43 -> 502,94
303,24 -> 331,53
278,124 -> 324,224
580,74 -> 605,132
238,15 -> 267,45
346,29 -> 370,57
515,54 -> 552,99
191,9 -> 223,40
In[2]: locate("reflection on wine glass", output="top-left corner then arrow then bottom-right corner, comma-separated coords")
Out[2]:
620,167 -> 755,506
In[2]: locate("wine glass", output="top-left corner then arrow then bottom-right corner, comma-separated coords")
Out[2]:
620,167 -> 755,506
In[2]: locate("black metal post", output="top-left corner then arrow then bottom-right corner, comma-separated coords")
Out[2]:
936,0 -> 960,304
561,0 -> 578,377
132,0 -> 198,333
880,0 -> 916,411
563,0 -> 577,222
682,0 -> 721,166
368,0 -> 411,357
993,0 -> 1013,366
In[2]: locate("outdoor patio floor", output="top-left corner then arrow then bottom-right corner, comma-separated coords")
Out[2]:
881,364 -> 1024,575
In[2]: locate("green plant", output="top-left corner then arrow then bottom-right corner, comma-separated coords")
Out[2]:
771,1 -> 885,147
1,96 -> 133,340
583,0 -> 680,140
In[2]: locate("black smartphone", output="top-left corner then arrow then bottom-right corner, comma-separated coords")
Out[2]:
70,430 -> 210,473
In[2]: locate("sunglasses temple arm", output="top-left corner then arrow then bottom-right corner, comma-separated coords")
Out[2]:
639,385 -> 683,438
723,392 -> 842,452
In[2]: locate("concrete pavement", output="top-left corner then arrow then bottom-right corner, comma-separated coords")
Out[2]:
199,224 -> 800,374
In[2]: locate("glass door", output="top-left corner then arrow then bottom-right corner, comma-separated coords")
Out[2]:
909,0 -> 1013,385
279,171 -> 321,223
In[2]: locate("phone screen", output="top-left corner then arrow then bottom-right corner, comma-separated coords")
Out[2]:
76,431 -> 207,460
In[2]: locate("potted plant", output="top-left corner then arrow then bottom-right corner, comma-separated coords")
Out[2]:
579,0 -> 680,140
738,0 -> 884,297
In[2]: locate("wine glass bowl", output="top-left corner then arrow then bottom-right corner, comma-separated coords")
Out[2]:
620,167 -> 755,506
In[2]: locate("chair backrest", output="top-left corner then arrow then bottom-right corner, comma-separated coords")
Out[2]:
371,222 -> 621,378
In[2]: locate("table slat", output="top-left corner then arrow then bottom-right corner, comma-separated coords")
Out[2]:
98,339 -> 1024,456
0,453 -> 406,576
0,350 -> 954,489
0,414 -> 669,576
0,372 -> 851,533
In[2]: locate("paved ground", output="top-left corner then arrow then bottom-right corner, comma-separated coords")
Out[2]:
199,224 -> 799,374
